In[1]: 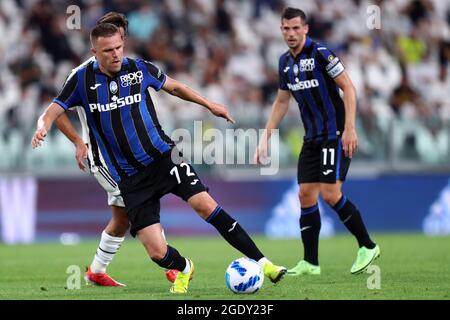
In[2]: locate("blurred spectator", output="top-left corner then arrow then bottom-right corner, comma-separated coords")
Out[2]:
402,0 -> 433,26
216,0 -> 234,34
389,72 -> 421,117
27,1 -> 78,64
396,29 -> 427,65
128,3 -> 159,41
415,108 -> 449,164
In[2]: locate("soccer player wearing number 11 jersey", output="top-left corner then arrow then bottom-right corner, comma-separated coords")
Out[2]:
255,7 -> 380,276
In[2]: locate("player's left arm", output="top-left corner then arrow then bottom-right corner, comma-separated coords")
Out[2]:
334,72 -> 358,159
162,76 -> 235,124
141,59 -> 234,123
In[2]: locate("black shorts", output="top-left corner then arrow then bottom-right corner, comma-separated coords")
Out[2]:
118,153 -> 207,237
297,138 -> 351,184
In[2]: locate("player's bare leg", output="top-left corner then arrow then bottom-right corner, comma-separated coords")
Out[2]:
188,192 -> 287,283
288,183 -> 322,276
104,205 -> 130,237
319,181 -> 343,207
137,224 -> 194,293
137,223 -> 169,260
299,183 -> 320,208
320,182 -> 380,274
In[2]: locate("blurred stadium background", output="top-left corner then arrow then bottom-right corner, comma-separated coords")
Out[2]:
1,0 -> 450,244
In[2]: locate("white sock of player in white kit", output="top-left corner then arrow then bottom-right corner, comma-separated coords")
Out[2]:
257,257 -> 270,267
90,230 -> 124,274
181,258 -> 191,274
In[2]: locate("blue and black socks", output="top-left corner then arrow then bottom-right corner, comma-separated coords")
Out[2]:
333,195 -> 375,249
300,204 -> 321,266
299,195 -> 375,266
154,205 -> 267,272
152,245 -> 187,271
207,206 -> 264,261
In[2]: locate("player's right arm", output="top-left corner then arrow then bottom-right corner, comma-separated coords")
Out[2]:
32,72 -> 82,149
55,113 -> 88,171
255,54 -> 292,164
254,89 -> 291,164
31,103 -> 66,148
262,89 -> 291,140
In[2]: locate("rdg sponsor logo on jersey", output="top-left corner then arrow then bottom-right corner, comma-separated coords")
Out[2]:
89,93 -> 142,112
299,58 -> 315,72
120,71 -> 143,87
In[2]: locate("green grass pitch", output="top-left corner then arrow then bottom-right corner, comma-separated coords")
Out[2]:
1,233 -> 449,300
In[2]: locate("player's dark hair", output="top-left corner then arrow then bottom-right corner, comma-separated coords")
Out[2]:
281,7 -> 307,24
90,23 -> 121,45
97,12 -> 128,35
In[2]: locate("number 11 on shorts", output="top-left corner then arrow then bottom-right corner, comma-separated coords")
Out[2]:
322,148 -> 335,166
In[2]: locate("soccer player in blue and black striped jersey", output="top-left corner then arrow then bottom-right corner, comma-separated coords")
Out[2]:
32,23 -> 287,293
255,8 -> 380,275
54,12 -> 184,287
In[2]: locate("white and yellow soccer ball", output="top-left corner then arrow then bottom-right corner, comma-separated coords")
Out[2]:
225,258 -> 264,294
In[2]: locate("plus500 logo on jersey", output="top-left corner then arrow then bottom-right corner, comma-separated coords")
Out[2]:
89,94 -> 142,112
120,71 -> 143,87
287,79 -> 319,91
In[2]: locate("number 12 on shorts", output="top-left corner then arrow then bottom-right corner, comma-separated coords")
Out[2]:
170,163 -> 195,184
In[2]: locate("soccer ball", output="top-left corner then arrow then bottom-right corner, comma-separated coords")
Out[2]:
225,258 -> 264,294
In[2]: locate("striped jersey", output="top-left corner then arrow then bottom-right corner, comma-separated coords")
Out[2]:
279,36 -> 346,141
65,56 -> 119,189
54,57 -> 174,182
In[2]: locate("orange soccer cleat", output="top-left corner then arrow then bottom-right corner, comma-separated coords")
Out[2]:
165,269 -> 194,283
165,269 -> 179,283
85,266 -> 126,287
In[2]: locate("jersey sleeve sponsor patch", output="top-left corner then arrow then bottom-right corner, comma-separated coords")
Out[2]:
317,46 -> 345,79
141,59 -> 166,91
327,60 -> 345,78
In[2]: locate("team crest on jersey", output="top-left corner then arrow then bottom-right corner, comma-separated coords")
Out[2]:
299,58 -> 315,72
120,70 -> 143,87
293,64 -> 299,76
109,80 -> 118,94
